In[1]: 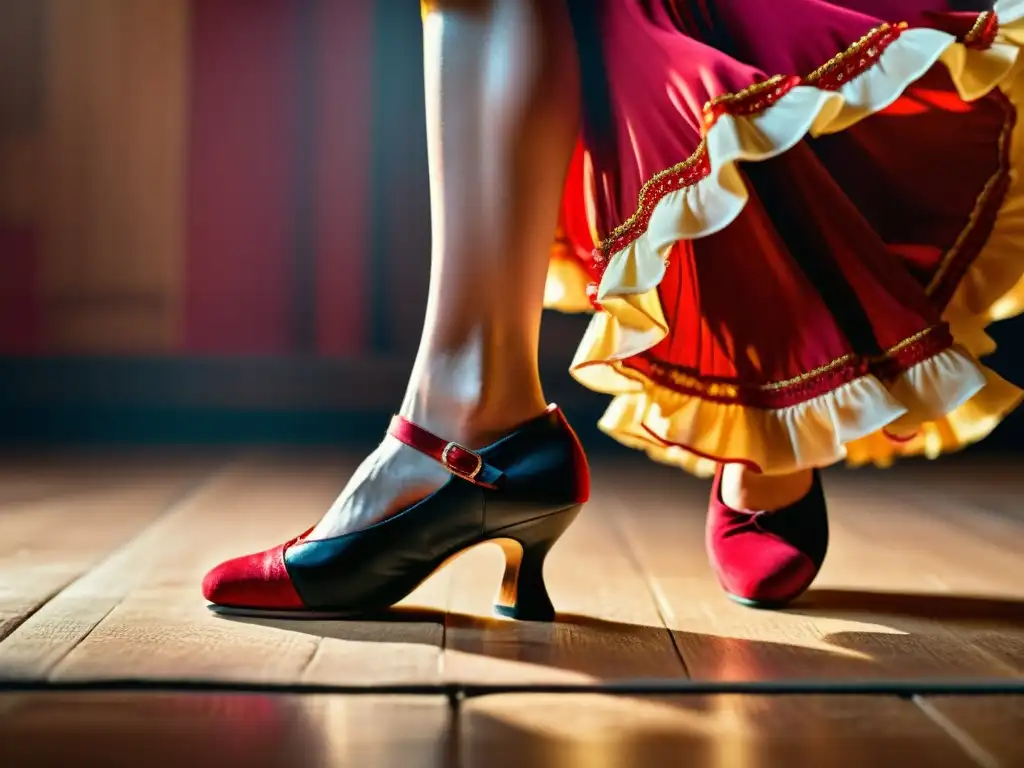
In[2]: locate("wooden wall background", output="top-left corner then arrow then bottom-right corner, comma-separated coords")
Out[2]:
0,0 -> 378,357
0,0 -> 48,353
0,0 -> 1019,448
1,0 -> 189,353
0,0 -> 596,440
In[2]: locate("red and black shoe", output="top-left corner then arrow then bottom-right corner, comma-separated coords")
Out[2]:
202,405 -> 590,621
706,467 -> 829,609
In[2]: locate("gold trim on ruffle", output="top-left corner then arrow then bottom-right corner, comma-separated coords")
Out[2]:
594,139 -> 709,258
965,10 -> 997,47
595,21 -> 910,257
544,6 -> 1024,475
638,324 -> 943,399
804,22 -> 908,84
704,74 -> 792,126
926,92 -> 1016,295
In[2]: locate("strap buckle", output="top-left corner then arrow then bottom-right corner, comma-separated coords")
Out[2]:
441,442 -> 483,481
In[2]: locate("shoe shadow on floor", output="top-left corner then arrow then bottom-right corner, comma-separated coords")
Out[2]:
216,588 -> 1024,683
792,588 -> 1024,625
8,594 -> 1021,767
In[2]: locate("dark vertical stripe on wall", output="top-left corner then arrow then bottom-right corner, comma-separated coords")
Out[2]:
366,0 -> 400,353
366,0 -> 432,355
185,0 -> 301,354
0,0 -> 45,132
0,1 -> 45,353
314,0 -> 374,357
292,0 -> 319,353
0,229 -> 41,354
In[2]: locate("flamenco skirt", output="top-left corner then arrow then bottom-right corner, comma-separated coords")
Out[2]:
546,0 -> 1024,476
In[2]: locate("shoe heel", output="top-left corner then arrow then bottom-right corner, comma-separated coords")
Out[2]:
491,504 -> 582,622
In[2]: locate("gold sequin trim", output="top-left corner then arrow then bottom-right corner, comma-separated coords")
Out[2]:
703,74 -> 792,127
756,324 -> 940,391
595,21 -> 910,256
704,74 -> 790,112
642,362 -> 741,400
804,22 -> 908,85
757,354 -> 856,391
637,324 -> 943,397
877,325 -> 940,357
926,93 -> 1015,295
594,140 -> 709,261
964,10 -> 996,47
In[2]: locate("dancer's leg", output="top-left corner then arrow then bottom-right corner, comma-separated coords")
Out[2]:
311,0 -> 580,539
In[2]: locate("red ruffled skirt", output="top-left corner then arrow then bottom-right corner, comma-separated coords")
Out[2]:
546,0 -> 1024,476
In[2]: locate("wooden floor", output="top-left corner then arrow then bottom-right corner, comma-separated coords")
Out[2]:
0,448 -> 1022,767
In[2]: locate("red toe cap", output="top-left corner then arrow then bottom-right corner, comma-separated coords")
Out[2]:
706,469 -> 825,605
711,533 -> 818,604
202,540 -> 305,610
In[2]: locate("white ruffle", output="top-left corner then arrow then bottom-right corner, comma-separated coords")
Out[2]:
598,10 -> 1024,305
560,2 -> 1024,475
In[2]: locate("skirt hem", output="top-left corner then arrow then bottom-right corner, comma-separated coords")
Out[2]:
546,2 -> 1024,476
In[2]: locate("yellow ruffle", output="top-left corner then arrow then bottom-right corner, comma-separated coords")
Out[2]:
544,3 -> 1024,476
544,253 -> 594,314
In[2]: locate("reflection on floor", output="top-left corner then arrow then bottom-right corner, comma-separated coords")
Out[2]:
0,449 -> 1021,766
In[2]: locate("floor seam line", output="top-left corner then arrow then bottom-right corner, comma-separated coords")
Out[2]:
297,637 -> 326,682
913,694 -> 1001,768
599,485 -> 692,679
0,585 -> 77,646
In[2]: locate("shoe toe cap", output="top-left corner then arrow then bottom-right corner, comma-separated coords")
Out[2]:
711,534 -> 819,606
202,543 -> 305,610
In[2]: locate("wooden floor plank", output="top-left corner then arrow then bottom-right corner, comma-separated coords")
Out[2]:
0,456 -> 125,507
461,694 -> 980,767
813,472 -> 1024,677
0,693 -> 452,768
0,453 -> 447,684
1,450 -> 1020,711
441,488 -> 686,684
0,456 -> 219,649
601,459 -> 1020,681
918,696 -> 1024,768
881,463 -> 1024,552
821,470 -> 1024,598
877,458 -> 1024,526
1,451 -> 1022,765
0,449 -> 222,507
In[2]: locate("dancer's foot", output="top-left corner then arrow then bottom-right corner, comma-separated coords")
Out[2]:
707,465 -> 829,609
202,406 -> 590,619
309,350 -> 548,541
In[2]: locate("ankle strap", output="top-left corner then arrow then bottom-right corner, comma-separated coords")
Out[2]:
387,416 -> 504,489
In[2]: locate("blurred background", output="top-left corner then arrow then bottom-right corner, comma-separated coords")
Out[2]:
0,0 -> 1020,455
0,0 -> 605,449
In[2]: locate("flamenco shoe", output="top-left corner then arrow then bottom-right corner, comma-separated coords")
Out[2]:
202,405 -> 590,621
706,467 -> 829,609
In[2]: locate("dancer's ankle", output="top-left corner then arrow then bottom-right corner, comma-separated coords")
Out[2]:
400,357 -> 546,449
720,464 -> 814,512
401,388 -> 547,446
